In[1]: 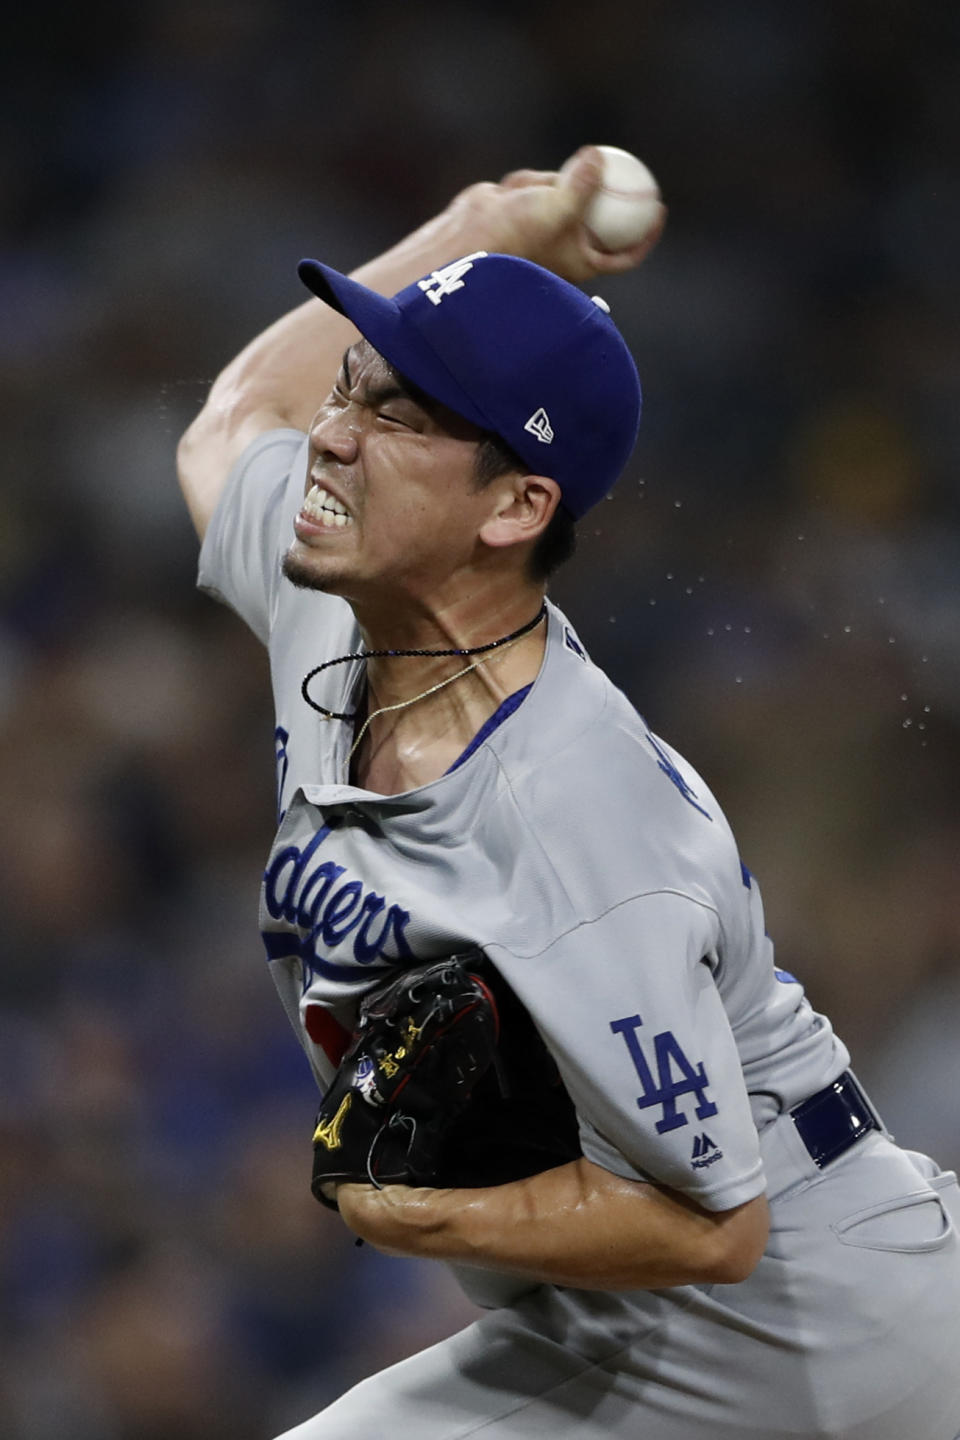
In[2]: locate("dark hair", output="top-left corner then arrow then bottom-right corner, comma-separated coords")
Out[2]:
473,433 -> 577,582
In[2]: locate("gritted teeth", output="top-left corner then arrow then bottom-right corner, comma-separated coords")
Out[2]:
303,484 -> 353,527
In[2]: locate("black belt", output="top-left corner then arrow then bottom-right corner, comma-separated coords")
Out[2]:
790,1071 -> 882,1170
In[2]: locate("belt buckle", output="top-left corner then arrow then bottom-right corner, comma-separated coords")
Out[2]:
791,1072 -> 880,1170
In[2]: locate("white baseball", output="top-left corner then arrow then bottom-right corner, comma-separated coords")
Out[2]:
565,145 -> 663,252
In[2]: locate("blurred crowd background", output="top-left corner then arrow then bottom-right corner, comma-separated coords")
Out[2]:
2,1 -> 958,1435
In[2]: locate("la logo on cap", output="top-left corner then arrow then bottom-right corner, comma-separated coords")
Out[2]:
417,251 -> 488,306
524,407 -> 554,444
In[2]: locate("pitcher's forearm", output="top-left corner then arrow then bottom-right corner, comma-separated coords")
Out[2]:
337,1158 -> 768,1291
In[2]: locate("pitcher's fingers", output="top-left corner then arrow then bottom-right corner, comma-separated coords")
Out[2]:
555,145 -> 605,215
499,167 -> 558,189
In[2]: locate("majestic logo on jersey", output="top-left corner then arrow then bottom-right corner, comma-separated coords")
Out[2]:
523,407 -> 554,444
610,1014 -> 719,1134
262,821 -> 415,985
691,1132 -> 724,1168
417,252 -> 488,305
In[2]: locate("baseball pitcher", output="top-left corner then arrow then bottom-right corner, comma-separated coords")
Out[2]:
178,147 -> 960,1439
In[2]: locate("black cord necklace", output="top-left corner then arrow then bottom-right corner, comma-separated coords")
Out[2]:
301,602 -> 547,721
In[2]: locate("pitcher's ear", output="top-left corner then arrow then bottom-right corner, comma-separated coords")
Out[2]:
479,475 -> 561,551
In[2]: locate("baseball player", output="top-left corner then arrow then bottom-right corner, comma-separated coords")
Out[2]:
178,148 -> 960,1439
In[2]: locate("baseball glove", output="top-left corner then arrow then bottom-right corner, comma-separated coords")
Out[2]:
310,951 -> 580,1209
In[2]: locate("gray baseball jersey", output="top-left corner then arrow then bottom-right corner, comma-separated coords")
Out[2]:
199,426 -> 846,1212
199,429 -> 960,1440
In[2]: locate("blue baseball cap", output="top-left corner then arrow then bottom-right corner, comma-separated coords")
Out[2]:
296,251 -> 641,520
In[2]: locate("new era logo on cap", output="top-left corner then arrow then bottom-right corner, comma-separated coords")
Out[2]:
524,408 -> 554,444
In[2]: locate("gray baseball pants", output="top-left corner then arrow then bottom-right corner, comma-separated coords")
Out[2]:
277,1128 -> 960,1440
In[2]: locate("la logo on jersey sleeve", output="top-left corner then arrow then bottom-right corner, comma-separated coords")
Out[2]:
610,1013 -> 718,1135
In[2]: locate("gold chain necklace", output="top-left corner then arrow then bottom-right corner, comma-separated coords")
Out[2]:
346,630 -> 530,766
